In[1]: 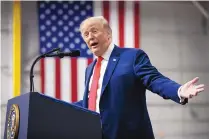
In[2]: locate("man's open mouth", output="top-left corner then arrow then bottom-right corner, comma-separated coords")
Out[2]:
91,42 -> 99,47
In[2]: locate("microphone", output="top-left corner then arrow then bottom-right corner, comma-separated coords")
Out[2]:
29,48 -> 80,92
29,48 -> 61,92
46,50 -> 80,58
42,48 -> 61,57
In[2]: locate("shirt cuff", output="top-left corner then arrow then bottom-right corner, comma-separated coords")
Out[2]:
178,86 -> 185,103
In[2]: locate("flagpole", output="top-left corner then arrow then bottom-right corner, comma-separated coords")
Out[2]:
12,1 -> 21,97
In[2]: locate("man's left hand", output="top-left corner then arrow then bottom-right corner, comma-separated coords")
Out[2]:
179,77 -> 205,99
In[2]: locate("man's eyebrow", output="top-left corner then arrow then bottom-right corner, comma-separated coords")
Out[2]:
90,26 -> 98,29
83,31 -> 88,35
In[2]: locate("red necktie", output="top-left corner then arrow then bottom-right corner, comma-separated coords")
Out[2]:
88,56 -> 103,111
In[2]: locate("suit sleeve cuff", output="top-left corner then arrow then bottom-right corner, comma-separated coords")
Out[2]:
178,86 -> 188,104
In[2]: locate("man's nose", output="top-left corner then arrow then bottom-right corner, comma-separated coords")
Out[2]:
88,32 -> 94,40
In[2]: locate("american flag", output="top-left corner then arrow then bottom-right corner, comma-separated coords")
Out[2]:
38,1 -> 140,103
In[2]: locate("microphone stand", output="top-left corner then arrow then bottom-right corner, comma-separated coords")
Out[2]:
29,48 -> 60,92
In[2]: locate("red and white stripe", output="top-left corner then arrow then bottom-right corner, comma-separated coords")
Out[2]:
40,58 -> 93,102
94,1 -> 140,48
40,1 -> 140,103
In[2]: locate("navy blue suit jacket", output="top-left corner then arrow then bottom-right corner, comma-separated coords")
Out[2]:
75,46 -> 187,139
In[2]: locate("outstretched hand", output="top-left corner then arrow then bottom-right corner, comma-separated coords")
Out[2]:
179,77 -> 205,99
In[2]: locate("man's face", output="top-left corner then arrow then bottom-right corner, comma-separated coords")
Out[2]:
81,19 -> 111,56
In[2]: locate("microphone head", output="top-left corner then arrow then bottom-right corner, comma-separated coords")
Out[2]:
70,50 -> 80,57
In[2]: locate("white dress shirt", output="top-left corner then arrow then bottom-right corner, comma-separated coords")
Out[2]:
89,42 -> 115,113
88,43 -> 183,113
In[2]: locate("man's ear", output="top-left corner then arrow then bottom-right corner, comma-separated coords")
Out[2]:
107,30 -> 111,40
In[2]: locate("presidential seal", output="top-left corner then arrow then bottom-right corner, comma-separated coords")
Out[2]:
7,104 -> 20,139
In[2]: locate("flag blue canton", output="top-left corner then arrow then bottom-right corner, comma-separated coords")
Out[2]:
38,1 -> 93,58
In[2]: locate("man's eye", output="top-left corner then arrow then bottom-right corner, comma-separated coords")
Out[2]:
84,33 -> 88,37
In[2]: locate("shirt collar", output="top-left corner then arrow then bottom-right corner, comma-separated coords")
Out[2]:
101,42 -> 114,61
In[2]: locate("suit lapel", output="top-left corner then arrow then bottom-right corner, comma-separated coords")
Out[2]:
83,46 -> 121,107
101,46 -> 120,97
83,59 -> 96,107
86,60 -> 96,88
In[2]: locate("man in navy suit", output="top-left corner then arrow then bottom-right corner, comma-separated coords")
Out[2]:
75,16 -> 205,139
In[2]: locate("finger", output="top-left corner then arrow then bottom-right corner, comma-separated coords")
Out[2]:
191,87 -> 204,96
193,93 -> 198,96
188,77 -> 199,86
195,84 -> 205,89
197,88 -> 204,93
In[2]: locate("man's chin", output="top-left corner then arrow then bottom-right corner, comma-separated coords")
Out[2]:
92,50 -> 101,57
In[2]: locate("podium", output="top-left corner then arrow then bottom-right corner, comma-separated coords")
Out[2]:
4,92 -> 102,139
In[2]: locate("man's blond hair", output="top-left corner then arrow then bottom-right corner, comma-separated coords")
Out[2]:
79,16 -> 112,35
